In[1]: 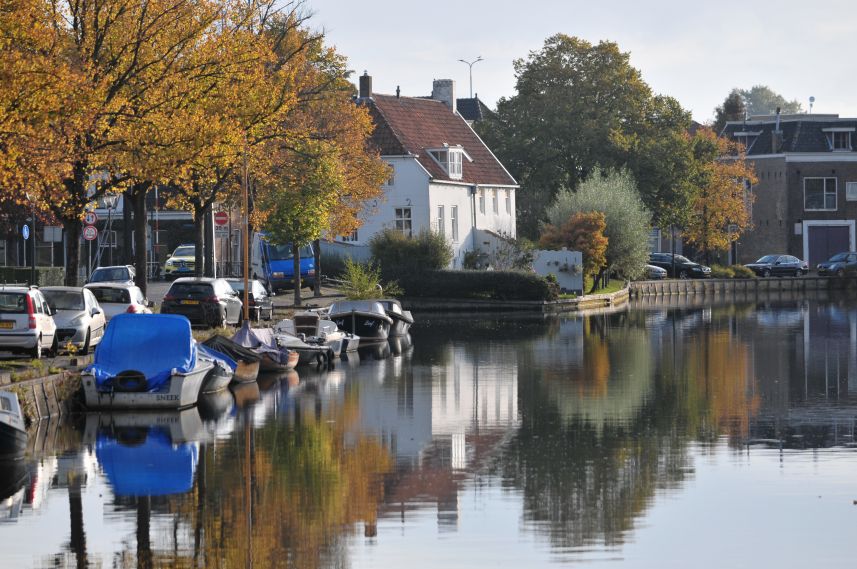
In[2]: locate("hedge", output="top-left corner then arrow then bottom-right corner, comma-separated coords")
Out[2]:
399,269 -> 559,302
0,267 -> 64,287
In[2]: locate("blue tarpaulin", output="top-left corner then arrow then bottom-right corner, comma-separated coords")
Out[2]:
96,428 -> 199,496
88,314 -> 197,392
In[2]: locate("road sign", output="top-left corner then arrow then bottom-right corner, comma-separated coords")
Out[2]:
214,211 -> 229,226
82,225 -> 98,241
84,211 -> 98,226
21,225 -> 29,240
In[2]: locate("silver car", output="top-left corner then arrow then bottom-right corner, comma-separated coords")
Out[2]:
84,283 -> 154,321
0,287 -> 57,359
42,287 -> 107,354
86,265 -> 136,285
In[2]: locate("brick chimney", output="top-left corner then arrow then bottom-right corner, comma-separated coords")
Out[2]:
359,71 -> 372,99
432,79 -> 456,113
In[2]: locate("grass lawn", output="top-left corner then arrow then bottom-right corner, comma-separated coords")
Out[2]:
583,277 -> 626,296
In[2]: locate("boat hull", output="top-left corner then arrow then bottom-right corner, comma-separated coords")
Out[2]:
0,423 -> 27,460
259,350 -> 298,372
233,360 -> 260,383
389,314 -> 412,337
330,311 -> 391,342
201,361 -> 233,393
82,361 -> 213,410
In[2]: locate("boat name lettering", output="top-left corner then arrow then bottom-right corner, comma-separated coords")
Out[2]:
156,395 -> 180,401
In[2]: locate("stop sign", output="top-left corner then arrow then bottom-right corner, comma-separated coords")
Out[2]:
214,211 -> 229,226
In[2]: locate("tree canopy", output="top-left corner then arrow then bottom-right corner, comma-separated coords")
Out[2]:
712,86 -> 803,134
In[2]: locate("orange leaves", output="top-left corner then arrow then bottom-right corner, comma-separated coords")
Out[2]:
540,211 -> 608,282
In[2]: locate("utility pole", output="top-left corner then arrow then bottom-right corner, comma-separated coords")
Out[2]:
458,56 -> 483,99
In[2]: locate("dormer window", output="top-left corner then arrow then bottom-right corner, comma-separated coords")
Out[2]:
823,128 -> 854,151
733,131 -> 761,153
428,146 -> 469,180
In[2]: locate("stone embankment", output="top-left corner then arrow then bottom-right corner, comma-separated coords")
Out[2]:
629,275 -> 846,298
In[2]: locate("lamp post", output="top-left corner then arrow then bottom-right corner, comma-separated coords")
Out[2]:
457,56 -> 483,99
24,192 -> 35,286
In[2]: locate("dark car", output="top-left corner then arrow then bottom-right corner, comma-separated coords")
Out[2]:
817,252 -> 857,276
160,277 -> 243,328
648,253 -> 712,279
225,278 -> 274,322
745,255 -> 808,278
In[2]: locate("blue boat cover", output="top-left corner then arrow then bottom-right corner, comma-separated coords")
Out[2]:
96,428 -> 199,496
88,314 -> 197,392
198,343 -> 237,371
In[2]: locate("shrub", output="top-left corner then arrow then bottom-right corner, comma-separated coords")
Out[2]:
0,267 -> 64,286
370,229 -> 453,279
730,265 -> 756,279
399,270 -> 558,301
341,258 -> 402,300
710,264 -> 735,279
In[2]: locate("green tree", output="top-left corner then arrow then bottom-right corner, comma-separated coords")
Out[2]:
540,211 -> 608,289
712,90 -> 747,134
738,85 -> 802,117
477,34 -> 693,237
545,169 -> 650,281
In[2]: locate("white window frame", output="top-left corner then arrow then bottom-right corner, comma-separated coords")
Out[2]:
492,189 -> 499,214
823,128 -> 855,151
505,190 -> 511,214
451,206 -> 458,242
428,146 -> 469,180
479,189 -> 485,214
804,177 -> 837,211
437,205 -> 445,237
395,207 -> 412,236
448,150 -> 463,179
847,182 -> 857,202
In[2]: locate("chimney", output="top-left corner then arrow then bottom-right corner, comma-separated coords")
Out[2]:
432,79 -> 456,113
772,106 -> 782,153
359,71 -> 372,99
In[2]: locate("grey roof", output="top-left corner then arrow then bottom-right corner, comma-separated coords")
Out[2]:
721,116 -> 857,155
456,97 -> 493,122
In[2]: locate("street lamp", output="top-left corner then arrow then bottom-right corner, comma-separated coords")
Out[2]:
458,56 -> 483,99
24,192 -> 35,286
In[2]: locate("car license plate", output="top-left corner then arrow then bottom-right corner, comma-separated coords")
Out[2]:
181,300 -> 200,305
272,272 -> 284,279
0,321 -> 13,329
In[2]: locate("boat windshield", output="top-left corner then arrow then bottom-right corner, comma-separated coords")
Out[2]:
43,290 -> 84,310
266,243 -> 313,261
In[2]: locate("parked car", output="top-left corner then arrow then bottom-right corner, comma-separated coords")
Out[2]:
0,286 -> 57,358
817,252 -> 857,276
84,283 -> 154,321
648,253 -> 712,279
645,264 -> 667,280
87,265 -> 135,285
164,244 -> 196,280
42,287 -> 106,354
744,254 -> 808,277
161,277 -> 243,328
225,278 -> 274,321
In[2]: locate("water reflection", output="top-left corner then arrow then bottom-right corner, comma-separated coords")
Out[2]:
2,299 -> 857,567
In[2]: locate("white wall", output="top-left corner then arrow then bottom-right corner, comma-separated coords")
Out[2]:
475,186 -> 516,238
428,182 -> 475,268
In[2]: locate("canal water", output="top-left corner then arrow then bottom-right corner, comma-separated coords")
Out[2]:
2,296 -> 857,568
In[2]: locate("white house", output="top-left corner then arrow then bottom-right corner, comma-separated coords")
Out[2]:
325,73 -> 519,268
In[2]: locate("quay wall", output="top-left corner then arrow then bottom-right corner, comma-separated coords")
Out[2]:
629,276 -> 847,298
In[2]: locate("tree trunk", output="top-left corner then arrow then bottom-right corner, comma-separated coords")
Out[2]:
123,192 -> 133,264
193,203 -> 205,277
313,238 -> 321,297
62,219 -> 81,286
137,496 -> 153,569
588,268 -> 604,295
204,206 -> 214,277
292,243 -> 301,307
68,479 -> 87,569
129,185 -> 148,296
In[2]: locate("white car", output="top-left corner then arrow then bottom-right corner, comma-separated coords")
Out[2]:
84,283 -> 154,321
86,265 -> 136,286
645,264 -> 668,280
42,287 -> 106,354
0,286 -> 58,359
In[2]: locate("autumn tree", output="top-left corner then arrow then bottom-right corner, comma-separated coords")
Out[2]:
684,128 -> 758,264
477,34 -> 694,237
545,169 -> 650,281
540,211 -> 608,290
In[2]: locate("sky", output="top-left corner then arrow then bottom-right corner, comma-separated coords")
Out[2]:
306,0 -> 857,123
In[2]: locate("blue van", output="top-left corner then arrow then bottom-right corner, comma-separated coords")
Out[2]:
250,234 -> 315,291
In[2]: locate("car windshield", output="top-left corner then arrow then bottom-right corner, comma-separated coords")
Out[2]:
675,255 -> 691,263
169,283 -> 214,298
266,242 -> 313,261
226,280 -> 245,292
828,253 -> 849,262
0,292 -> 27,314
89,287 -> 130,304
173,246 -> 194,257
756,255 -> 779,263
89,267 -> 129,282
43,290 -> 83,310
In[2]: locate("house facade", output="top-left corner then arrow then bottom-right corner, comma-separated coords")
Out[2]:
326,73 -> 518,268
722,113 -> 857,266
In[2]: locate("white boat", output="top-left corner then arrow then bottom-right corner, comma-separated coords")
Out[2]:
82,314 -> 213,410
0,391 -> 27,460
377,299 -> 414,337
274,312 -> 345,365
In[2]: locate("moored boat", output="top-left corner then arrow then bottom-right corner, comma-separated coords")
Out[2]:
377,299 -> 414,337
82,314 -> 213,410
328,300 -> 393,342
232,322 -> 298,372
197,350 -> 234,394
202,334 -> 261,384
0,391 -> 27,460
274,312 -> 343,365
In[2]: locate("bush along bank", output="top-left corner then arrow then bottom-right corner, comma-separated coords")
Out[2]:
399,270 -> 559,302
710,264 -> 756,279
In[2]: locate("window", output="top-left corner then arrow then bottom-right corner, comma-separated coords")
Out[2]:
395,207 -> 412,236
448,150 -> 463,179
437,205 -> 445,237
847,182 -> 857,201
505,190 -> 511,214
428,148 -> 464,180
386,165 -> 395,186
479,189 -> 485,214
492,189 -> 499,214
804,178 -> 837,211
451,206 -> 459,242
825,129 -> 854,151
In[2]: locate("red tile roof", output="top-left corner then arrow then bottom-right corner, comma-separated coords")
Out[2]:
363,94 -> 517,187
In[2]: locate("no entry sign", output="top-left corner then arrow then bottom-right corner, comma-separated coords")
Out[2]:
82,225 -> 98,241
214,211 -> 229,226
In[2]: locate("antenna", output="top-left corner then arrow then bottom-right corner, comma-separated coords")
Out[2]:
809,96 -> 815,114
